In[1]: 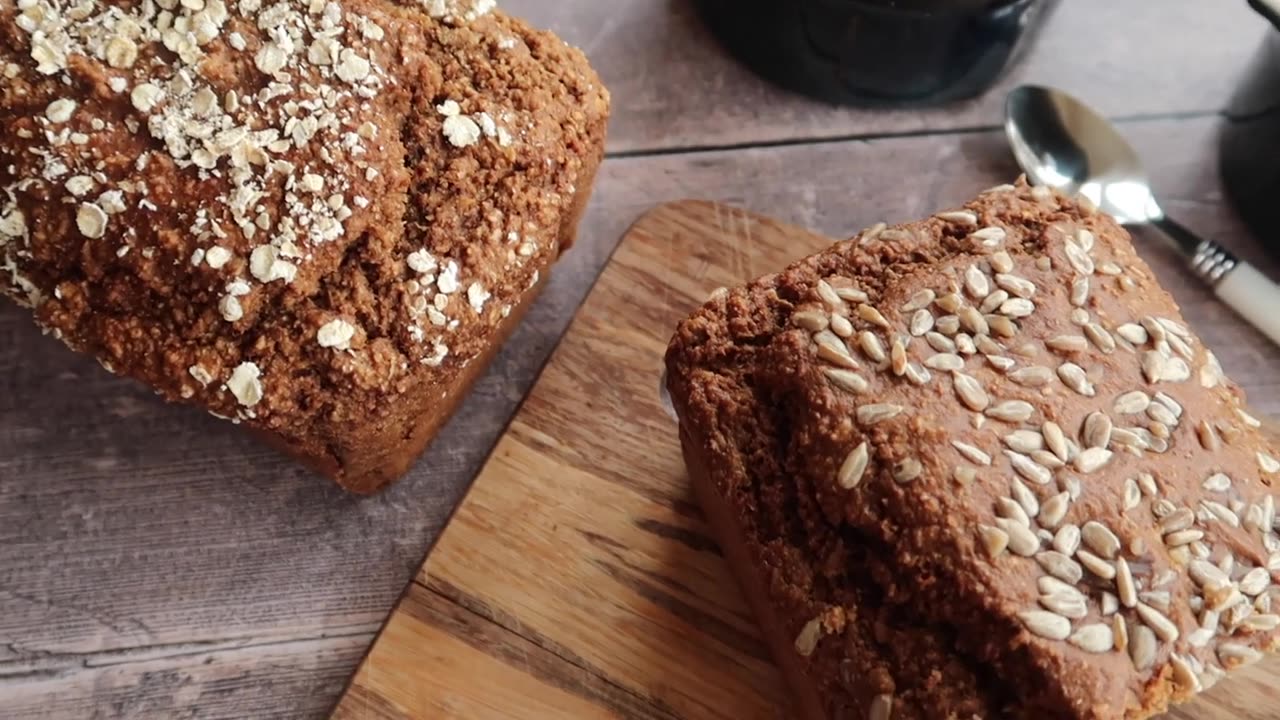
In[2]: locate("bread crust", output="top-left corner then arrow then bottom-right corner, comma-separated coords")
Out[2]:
0,0 -> 609,491
666,181 -> 1280,719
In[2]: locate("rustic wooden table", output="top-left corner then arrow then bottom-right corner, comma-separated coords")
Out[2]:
2,1 -> 1277,718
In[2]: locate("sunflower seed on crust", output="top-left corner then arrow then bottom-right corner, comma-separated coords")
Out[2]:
958,306 -> 989,336
1113,391 -> 1150,414
890,337 -> 908,376
952,440 -> 992,466
926,331 -> 957,353
1053,524 -> 1081,556
971,226 -> 1007,245
793,309 -> 830,332
1036,550 -> 1082,583
953,372 -> 990,411
1165,529 -> 1204,547
1219,643 -> 1264,668
1006,450 -> 1053,485
998,517 -> 1040,556
997,498 -> 1031,527
999,298 -> 1036,317
979,524 -> 1010,559
1057,363 -> 1095,396
869,694 -> 893,720
1070,277 -> 1090,307
1123,478 -> 1141,511
794,617 -> 823,657
1046,335 -> 1088,354
1116,557 -> 1137,608
857,404 -> 904,426
1075,447 -> 1113,474
1010,477 -> 1040,518
1084,323 -> 1116,353
817,342 -> 860,370
926,353 -> 964,371
858,331 -> 887,363
1116,323 -> 1147,344
1019,610 -> 1071,640
838,442 -> 870,489
964,265 -> 990,298
1130,625 -> 1157,670
816,280 -> 846,311
831,282 -> 870,304
1065,241 -> 1095,275
1147,402 -> 1178,427
909,309 -> 934,336
937,210 -> 978,226
1078,550 -> 1116,580
1137,602 -> 1179,642
893,458 -> 922,483
990,250 -> 1014,273
1004,430 -> 1045,454
1239,568 -> 1270,596
901,289 -> 936,313
1082,521 -> 1121,559
1040,591 -> 1088,620
1196,421 -> 1221,451
824,368 -> 870,394
857,304 -> 891,329
1187,627 -> 1215,648
987,314 -> 1017,338
1038,492 -> 1071,530
1261,453 -> 1280,474
1083,412 -> 1113,449
1169,654 -> 1201,693
1096,614 -> 1122,656
981,290 -> 1010,314
1161,508 -> 1196,535
830,314 -> 854,338
936,292 -> 964,313
1068,624 -> 1114,653
903,362 -> 931,385
1244,614 -> 1280,631
1041,421 -> 1068,461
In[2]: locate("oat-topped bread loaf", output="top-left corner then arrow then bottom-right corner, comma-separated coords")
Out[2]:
666,181 -> 1280,719
0,0 -> 608,492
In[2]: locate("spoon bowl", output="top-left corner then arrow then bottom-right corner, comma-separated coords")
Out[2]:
1004,85 -> 1161,225
1003,84 -> 1280,347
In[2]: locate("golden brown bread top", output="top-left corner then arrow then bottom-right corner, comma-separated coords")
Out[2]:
1,0 -> 607,443
666,181 -> 1280,719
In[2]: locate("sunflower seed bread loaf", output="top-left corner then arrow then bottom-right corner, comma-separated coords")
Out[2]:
665,181 -> 1280,719
0,0 -> 608,492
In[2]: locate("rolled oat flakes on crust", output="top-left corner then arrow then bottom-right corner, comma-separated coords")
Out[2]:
0,0 -> 609,492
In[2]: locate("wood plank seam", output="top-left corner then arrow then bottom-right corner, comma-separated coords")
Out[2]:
0,625 -> 378,680
603,110 -> 1221,161
417,577 -> 681,719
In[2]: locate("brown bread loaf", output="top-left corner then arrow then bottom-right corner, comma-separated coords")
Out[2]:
0,0 -> 609,492
666,181 -> 1280,719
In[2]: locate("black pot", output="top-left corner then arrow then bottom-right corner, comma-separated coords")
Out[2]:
695,0 -> 1055,106
1221,1 -> 1280,254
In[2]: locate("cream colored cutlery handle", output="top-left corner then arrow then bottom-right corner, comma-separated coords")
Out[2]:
1216,262 -> 1280,347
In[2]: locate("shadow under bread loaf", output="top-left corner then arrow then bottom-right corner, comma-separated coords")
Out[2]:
666,180 -> 1280,719
0,0 -> 609,492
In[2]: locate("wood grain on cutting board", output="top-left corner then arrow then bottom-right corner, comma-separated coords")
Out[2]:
332,201 -> 1280,720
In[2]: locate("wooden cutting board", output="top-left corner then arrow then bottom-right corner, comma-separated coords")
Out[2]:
331,201 -> 1280,720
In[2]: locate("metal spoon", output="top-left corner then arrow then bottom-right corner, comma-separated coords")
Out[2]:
1005,84 -> 1280,346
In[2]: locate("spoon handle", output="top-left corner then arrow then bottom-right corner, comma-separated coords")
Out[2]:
1151,217 -> 1280,347
1215,262 -> 1280,347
